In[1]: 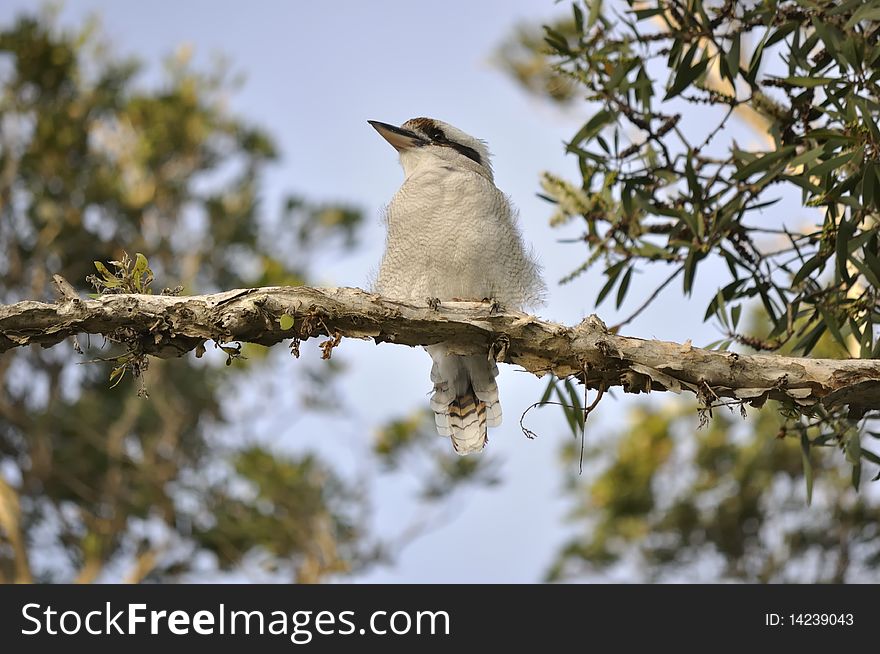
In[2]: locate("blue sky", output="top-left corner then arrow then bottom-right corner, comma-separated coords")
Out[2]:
0,0 -> 754,582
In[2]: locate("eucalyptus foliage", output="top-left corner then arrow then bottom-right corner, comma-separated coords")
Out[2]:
0,12 -> 365,582
533,0 -> 880,480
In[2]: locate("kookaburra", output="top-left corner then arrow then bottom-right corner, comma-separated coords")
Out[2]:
369,117 -> 545,455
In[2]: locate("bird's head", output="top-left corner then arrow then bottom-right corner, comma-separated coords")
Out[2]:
368,117 -> 493,180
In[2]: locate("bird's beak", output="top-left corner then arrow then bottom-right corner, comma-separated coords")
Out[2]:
368,120 -> 426,151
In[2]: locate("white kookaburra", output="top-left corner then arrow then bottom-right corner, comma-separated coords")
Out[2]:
369,117 -> 545,455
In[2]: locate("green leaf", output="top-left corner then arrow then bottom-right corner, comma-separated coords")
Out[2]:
860,447 -> 880,466
279,314 -> 294,331
544,26 -> 571,55
733,146 -> 796,180
564,378 -> 585,435
572,2 -> 584,32
809,149 -> 862,179
725,33 -> 741,81
794,320 -> 825,356
569,110 -> 615,149
835,217 -> 856,284
858,101 -> 880,145
683,249 -> 703,296
664,51 -> 710,100
714,289 -> 729,329
844,4 -> 880,29
632,6 -> 664,20
816,304 -> 846,351
539,377 -> 556,405
766,21 -> 798,49
133,252 -> 150,293
596,260 -> 626,306
862,238 -> 880,287
863,162 -> 877,209
770,76 -> 838,87
787,145 -> 825,169
109,365 -> 127,389
587,0 -> 602,28
800,432 -> 813,506
554,384 -> 579,437
846,432 -> 862,491
607,57 -> 639,90
616,265 -> 633,309
848,251 -> 880,289
860,313 -> 874,359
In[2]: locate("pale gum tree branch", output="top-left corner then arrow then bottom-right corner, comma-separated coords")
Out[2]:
0,284 -> 879,415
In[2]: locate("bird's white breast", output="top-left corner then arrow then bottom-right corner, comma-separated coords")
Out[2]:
377,164 -> 513,304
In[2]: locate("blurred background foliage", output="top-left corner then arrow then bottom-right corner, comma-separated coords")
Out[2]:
0,9 -> 364,583
495,0 -> 880,582
0,9 -> 497,583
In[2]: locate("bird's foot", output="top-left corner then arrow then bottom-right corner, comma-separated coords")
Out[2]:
482,297 -> 503,314
491,334 -> 510,362
426,297 -> 441,311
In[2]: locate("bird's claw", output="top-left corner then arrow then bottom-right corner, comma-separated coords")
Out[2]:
483,297 -> 502,314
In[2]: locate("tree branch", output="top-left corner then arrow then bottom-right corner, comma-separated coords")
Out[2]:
1,285 -> 879,414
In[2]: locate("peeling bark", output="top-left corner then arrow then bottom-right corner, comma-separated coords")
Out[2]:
1,284 -> 879,414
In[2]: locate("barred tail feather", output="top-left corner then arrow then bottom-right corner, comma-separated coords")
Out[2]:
427,345 -> 501,455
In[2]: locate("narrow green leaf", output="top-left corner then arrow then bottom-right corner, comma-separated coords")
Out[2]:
809,149 -> 862,179
733,146 -> 796,180
845,5 -> 880,29
816,304 -> 846,351
554,385 -> 579,437
861,313 -> 874,359
587,0 -> 602,27
862,237 -> 880,286
863,162 -> 877,209
714,289 -> 729,329
849,251 -> 880,289
109,366 -> 127,389
632,7 -> 664,19
539,377 -> 556,405
664,53 -> 710,100
564,379 -> 585,434
847,432 -> 862,491
770,76 -> 838,87
800,432 -> 813,506
94,261 -> 110,274
596,260 -> 626,306
731,304 -> 742,330
725,32 -> 741,80
861,447 -> 880,466
683,249 -> 700,296
787,146 -> 825,170
572,2 -> 584,32
794,321 -> 826,356
836,217 -> 856,284
569,109 -> 615,149
616,265 -> 633,309
859,101 -> 880,145
766,21 -> 798,49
